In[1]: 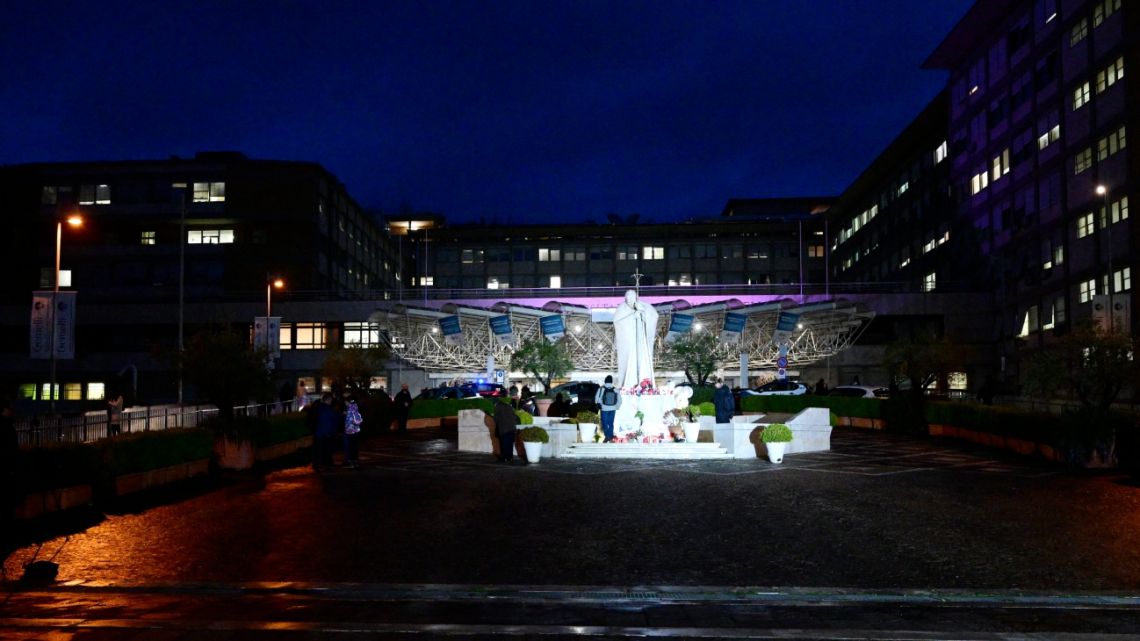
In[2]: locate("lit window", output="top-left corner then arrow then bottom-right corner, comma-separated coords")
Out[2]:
1096,126 -> 1126,161
63,383 -> 83,400
1073,82 -> 1091,110
991,148 -> 1011,180
1108,196 -> 1129,224
1037,125 -> 1060,150
948,372 -> 968,391
1095,56 -> 1124,93
42,186 -> 58,205
84,382 -> 104,400
343,322 -> 380,346
141,231 -> 156,245
617,246 -> 638,261
487,277 -> 501,289
1080,278 -> 1096,303
461,249 -> 483,264
923,272 -> 936,292
187,229 -> 235,244
970,170 -> 989,195
1077,213 -> 1096,238
549,275 -> 562,289
934,141 -> 948,164
808,245 -> 824,258
40,383 -> 58,401
538,248 -> 560,262
1114,267 -> 1131,293
421,276 -> 434,287
293,323 -> 326,349
192,182 -> 226,202
1074,148 -> 1093,174
1093,0 -> 1121,27
897,181 -> 909,196
643,246 -> 665,260
18,384 -> 35,400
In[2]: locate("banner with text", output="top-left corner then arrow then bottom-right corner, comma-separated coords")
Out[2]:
489,315 -> 515,346
771,311 -> 800,345
720,312 -> 746,343
665,313 -> 694,343
30,291 -> 77,360
439,315 -> 464,346
253,316 -> 282,357
540,314 -> 565,342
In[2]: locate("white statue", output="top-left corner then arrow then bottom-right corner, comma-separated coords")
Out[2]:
612,290 -> 659,389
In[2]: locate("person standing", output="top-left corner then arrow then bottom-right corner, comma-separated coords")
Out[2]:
313,393 -> 338,470
594,375 -> 622,442
393,383 -> 412,433
713,378 -> 734,424
107,391 -> 124,436
508,382 -> 519,408
493,396 -> 519,464
343,395 -> 362,468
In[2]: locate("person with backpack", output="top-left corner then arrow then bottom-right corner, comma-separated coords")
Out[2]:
594,375 -> 622,442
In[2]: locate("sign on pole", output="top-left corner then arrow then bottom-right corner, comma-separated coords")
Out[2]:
489,315 -> 515,346
720,312 -> 746,343
31,291 -> 77,360
771,311 -> 799,344
540,315 -> 565,342
665,313 -> 694,343
439,315 -> 464,346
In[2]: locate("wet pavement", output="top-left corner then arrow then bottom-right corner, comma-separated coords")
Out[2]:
4,426 -> 1140,639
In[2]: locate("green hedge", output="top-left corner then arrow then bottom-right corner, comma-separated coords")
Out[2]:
17,442 -> 102,492
923,402 -> 1056,441
205,415 -> 310,447
409,398 -> 493,419
688,385 -> 715,405
740,395 -> 882,418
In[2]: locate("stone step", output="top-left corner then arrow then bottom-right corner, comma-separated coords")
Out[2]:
562,442 -> 732,460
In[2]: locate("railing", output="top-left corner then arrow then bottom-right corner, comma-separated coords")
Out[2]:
13,400 -> 301,447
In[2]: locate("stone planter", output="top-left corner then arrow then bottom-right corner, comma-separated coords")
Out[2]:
14,484 -> 94,520
215,437 -> 255,470
683,422 -> 700,443
535,399 -> 553,416
578,422 -> 598,443
115,459 -> 211,496
522,440 -> 543,463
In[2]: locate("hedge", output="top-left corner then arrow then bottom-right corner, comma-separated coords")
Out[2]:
409,397 -> 493,419
740,394 -> 882,419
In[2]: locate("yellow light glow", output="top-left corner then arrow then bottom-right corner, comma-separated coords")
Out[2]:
1096,185 -> 1108,196
65,214 -> 84,227
272,278 -> 285,289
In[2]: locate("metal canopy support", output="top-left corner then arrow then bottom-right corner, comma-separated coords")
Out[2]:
377,299 -> 873,374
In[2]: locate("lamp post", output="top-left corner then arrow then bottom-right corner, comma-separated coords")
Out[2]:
49,213 -> 83,415
266,276 -> 284,361
172,183 -> 187,406
1096,184 -> 1113,332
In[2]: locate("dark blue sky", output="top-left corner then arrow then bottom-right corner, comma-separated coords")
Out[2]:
1,1 -> 973,224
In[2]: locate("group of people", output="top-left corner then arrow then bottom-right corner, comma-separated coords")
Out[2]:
305,393 -> 364,470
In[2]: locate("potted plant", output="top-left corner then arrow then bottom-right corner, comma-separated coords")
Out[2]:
677,406 -> 701,443
761,423 -> 793,463
519,426 -> 549,463
532,394 -> 554,417
575,410 -> 600,443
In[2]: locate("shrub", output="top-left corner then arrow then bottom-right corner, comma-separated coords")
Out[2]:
515,409 -> 534,425
688,385 -> 716,406
519,426 -> 549,443
696,401 -> 716,417
576,410 -> 600,424
739,395 -> 882,418
17,442 -> 101,492
99,428 -> 214,477
761,423 -> 793,443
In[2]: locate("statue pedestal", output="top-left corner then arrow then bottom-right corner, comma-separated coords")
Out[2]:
614,393 -> 669,440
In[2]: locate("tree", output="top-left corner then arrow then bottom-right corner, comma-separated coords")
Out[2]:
322,345 -> 391,395
1021,321 -> 1135,415
182,326 -> 272,420
883,325 -> 957,398
509,337 -> 572,394
659,331 -> 721,386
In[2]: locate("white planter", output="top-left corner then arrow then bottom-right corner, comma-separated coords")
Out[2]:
766,441 -> 788,464
578,423 -> 598,443
683,422 -> 700,443
523,441 -> 543,463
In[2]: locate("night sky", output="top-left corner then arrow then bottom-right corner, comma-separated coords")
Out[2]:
2,1 -> 974,224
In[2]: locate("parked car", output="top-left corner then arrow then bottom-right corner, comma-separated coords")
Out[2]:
828,385 -> 889,399
549,381 -> 601,408
462,382 -> 508,398
415,386 -> 478,400
741,380 -> 809,396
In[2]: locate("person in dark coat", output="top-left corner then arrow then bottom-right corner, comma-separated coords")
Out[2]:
713,378 -> 735,424
493,397 -> 519,464
393,383 -> 413,433
313,394 -> 339,470
547,393 -> 569,418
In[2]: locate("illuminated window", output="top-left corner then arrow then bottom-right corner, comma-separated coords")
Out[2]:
948,372 -> 968,391
79,184 -> 111,205
140,231 -> 156,245
934,141 -> 948,164
923,238 -> 937,254
1096,126 -> 1126,161
991,148 -> 1011,180
923,272 -> 936,292
564,247 -> 586,261
1079,278 -> 1096,303
1093,0 -> 1121,27
808,245 -> 824,258
1073,82 -> 1091,110
1114,267 -> 1131,293
343,322 -> 380,346
1107,196 -> 1129,224
549,275 -> 562,289
1074,148 -> 1092,174
187,229 -> 234,244
1095,57 -> 1123,93
63,383 -> 83,400
40,383 -> 58,401
643,246 -> 665,260
538,248 -> 560,262
293,323 -> 326,349
617,246 -> 639,261
1077,212 -> 1096,238
461,249 -> 483,264
192,182 -> 226,202
970,169 -> 989,195
18,384 -> 36,399
421,276 -> 434,287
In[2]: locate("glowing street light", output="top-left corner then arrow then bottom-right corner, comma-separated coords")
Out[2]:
1096,184 -> 1114,332
266,276 -> 285,358
49,213 -> 83,414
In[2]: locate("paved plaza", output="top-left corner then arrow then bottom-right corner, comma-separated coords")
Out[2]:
3,426 -> 1140,639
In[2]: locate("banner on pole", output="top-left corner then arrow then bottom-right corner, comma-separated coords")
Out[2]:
489,315 -> 515,346
253,316 -> 282,357
30,291 -> 77,360
439,315 -> 464,346
665,313 -> 694,343
540,315 -> 565,342
720,312 -> 746,343
772,311 -> 799,344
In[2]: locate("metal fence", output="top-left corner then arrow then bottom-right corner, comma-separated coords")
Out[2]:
13,400 -> 301,447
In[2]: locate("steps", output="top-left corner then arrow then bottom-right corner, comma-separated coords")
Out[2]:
561,442 -> 732,460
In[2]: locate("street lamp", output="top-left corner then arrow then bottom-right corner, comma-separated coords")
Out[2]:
49,213 -> 83,414
1096,184 -> 1113,332
266,276 -> 285,359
